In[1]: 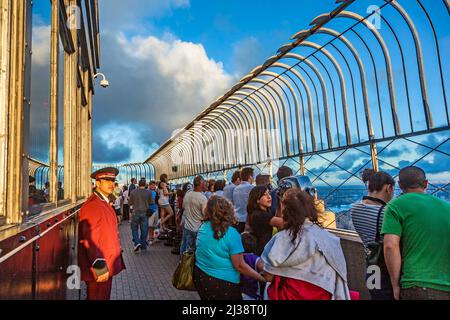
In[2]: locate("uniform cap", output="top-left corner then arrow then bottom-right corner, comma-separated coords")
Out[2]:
90,167 -> 119,180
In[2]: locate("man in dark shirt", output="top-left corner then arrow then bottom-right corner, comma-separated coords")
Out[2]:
129,179 -> 154,252
270,166 -> 293,216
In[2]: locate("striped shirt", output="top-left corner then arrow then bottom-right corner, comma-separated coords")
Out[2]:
350,201 -> 385,247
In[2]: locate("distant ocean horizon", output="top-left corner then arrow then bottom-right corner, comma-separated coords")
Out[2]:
316,184 -> 450,214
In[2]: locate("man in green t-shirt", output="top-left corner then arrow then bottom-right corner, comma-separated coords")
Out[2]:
382,166 -> 450,300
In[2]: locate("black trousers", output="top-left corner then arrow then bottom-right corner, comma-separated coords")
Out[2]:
122,204 -> 130,220
193,265 -> 242,301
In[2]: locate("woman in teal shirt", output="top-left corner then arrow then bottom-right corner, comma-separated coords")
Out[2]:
193,196 -> 266,300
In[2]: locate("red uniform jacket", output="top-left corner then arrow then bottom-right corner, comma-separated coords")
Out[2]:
78,192 -> 126,282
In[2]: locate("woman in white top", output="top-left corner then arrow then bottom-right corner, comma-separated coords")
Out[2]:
121,185 -> 130,221
158,174 -> 174,232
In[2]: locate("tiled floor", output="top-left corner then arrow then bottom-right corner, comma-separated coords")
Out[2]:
111,222 -> 199,300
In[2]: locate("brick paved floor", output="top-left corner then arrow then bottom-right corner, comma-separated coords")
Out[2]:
111,222 -> 199,300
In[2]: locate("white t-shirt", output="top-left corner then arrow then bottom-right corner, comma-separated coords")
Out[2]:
114,197 -> 121,210
158,183 -> 170,206
122,190 -> 129,204
182,191 -> 207,232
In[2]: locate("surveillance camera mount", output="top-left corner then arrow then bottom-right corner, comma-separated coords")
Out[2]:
93,73 -> 109,88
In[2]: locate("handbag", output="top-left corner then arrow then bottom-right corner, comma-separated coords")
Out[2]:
172,250 -> 196,291
366,203 -> 386,266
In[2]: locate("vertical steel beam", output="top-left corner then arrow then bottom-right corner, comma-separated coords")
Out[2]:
49,0 -> 60,203
64,0 -> 78,202
82,70 -> 89,197
0,0 -> 11,221
88,89 -> 93,193
76,67 -> 81,199
300,155 -> 305,176
5,0 -> 30,224
370,141 -> 379,173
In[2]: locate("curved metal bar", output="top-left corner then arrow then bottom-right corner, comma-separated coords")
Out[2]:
241,84 -> 283,159
241,87 -> 284,159
329,42 -> 361,142
207,109 -> 247,166
266,65 -> 316,152
215,103 -> 256,164
221,101 -> 261,163
416,0 -> 449,125
383,0 -> 432,129
318,28 -> 374,140
201,118 -> 230,169
182,127 -> 208,175
349,29 -> 387,137
260,71 -> 298,155
337,10 -> 401,134
284,53 -> 333,148
299,41 -> 352,145
238,87 -> 279,136
245,80 -> 288,156
202,118 -> 231,171
231,93 -> 273,161
292,64 -> 325,149
170,141 -> 192,178
197,116 -> 228,173
184,126 -> 208,175
172,142 -> 187,179
226,96 -> 266,161
205,115 -> 237,168
143,163 -> 148,180
175,132 -> 196,177
131,164 -> 138,180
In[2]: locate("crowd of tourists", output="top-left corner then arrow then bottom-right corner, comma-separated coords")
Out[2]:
110,165 -> 449,301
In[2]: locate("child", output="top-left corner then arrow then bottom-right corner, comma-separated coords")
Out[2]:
240,232 -> 264,300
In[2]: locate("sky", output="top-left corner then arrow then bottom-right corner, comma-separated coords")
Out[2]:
28,0 -> 450,184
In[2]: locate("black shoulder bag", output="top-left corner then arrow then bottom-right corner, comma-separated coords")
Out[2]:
365,197 -> 386,266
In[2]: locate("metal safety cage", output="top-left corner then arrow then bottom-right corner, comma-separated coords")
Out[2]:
145,0 -> 450,187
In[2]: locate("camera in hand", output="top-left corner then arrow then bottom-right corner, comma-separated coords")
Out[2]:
277,175 -> 317,199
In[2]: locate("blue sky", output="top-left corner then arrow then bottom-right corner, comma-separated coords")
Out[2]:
29,0 -> 450,184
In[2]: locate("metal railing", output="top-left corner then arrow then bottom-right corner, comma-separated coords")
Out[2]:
146,0 -> 450,184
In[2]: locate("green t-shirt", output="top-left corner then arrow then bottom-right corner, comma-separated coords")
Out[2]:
381,193 -> 450,292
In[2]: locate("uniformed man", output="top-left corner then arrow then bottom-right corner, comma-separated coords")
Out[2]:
78,167 -> 126,300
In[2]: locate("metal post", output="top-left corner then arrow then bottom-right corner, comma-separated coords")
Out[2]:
82,70 -> 89,198
0,0 -> 11,222
76,67 -> 81,199
49,0 -> 59,203
370,139 -> 379,172
300,154 -> 305,176
5,0 -> 29,224
268,161 -> 273,178
88,89 -> 93,193
71,0 -> 78,202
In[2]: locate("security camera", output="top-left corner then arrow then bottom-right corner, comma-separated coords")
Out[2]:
94,73 -> 110,88
100,79 -> 109,88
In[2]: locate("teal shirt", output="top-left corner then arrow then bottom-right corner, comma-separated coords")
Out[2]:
195,221 -> 244,284
381,193 -> 450,292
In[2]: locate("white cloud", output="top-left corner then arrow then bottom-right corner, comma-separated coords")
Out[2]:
119,33 -> 233,105
32,25 -> 50,66
96,123 -> 160,163
92,32 -> 235,148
